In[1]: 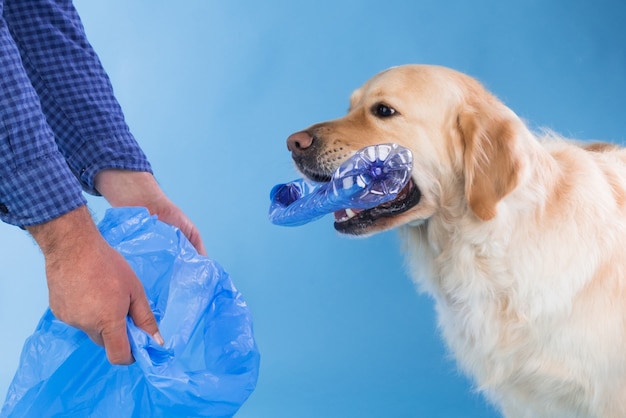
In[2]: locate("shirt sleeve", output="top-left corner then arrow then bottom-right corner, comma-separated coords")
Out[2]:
0,7 -> 86,227
3,0 -> 153,196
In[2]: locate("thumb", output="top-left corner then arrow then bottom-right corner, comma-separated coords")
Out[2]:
128,288 -> 164,346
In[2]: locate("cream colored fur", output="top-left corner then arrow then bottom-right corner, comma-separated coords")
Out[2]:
287,64 -> 626,417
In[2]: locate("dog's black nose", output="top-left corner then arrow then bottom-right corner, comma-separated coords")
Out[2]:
287,131 -> 314,154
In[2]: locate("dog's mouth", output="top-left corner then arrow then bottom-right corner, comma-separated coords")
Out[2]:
294,149 -> 421,234
297,164 -> 333,184
333,179 -> 421,235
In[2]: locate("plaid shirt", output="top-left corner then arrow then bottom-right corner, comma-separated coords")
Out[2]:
0,0 -> 152,227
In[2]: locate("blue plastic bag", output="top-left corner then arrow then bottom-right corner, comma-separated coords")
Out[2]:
1,207 -> 260,418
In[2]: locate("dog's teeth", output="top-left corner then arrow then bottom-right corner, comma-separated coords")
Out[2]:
335,208 -> 359,223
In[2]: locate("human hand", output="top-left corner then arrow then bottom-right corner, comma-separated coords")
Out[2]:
27,206 -> 163,365
94,170 -> 207,256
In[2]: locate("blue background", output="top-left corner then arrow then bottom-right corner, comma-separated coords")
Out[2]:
1,1 -> 624,417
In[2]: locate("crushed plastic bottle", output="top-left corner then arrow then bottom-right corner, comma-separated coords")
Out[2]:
269,143 -> 413,226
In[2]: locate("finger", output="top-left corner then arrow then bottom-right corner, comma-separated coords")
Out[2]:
100,319 -> 133,365
188,227 -> 207,256
128,288 -> 163,345
167,212 -> 206,256
154,211 -> 206,256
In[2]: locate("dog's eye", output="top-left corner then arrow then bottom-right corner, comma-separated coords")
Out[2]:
373,103 -> 396,118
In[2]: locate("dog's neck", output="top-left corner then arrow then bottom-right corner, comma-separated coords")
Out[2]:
399,138 -> 606,362
403,137 -> 558,297
400,138 -> 562,338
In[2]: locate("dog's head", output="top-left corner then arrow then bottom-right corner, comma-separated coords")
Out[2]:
287,64 -> 530,236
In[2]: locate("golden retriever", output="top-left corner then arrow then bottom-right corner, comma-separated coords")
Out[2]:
285,64 -> 626,417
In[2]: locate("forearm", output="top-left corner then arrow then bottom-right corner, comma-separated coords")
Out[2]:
0,8 -> 86,227
26,205 -> 96,260
94,170 -> 167,209
4,0 -> 152,196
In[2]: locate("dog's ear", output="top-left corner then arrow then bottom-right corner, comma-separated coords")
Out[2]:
458,101 -> 524,221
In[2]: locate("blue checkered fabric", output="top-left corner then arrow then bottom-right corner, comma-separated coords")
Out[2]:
0,0 -> 152,227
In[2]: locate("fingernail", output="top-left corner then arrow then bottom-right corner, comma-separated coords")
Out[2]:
152,331 -> 165,346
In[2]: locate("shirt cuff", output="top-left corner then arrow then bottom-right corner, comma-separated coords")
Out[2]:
66,131 -> 153,196
0,151 -> 87,227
